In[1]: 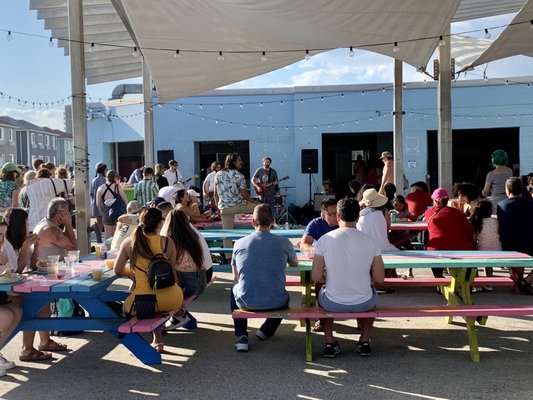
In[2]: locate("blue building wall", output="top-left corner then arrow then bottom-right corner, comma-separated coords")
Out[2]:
88,78 -> 533,206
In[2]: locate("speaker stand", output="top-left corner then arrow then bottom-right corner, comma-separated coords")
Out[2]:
306,172 -> 314,207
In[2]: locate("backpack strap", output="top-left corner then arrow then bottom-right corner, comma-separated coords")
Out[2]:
49,178 -> 59,197
101,184 -> 115,202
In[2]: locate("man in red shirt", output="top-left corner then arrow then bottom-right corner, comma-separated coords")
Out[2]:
405,181 -> 433,219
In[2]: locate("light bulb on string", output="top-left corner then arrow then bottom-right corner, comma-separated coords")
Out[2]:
348,46 -> 355,57
484,28 -> 491,39
6,31 -> 12,41
89,42 -> 95,53
132,47 -> 139,57
530,20 -> 533,30
174,49 -> 181,59
48,37 -> 54,48
218,51 -> 224,61
393,42 -> 400,53
304,49 -> 311,61
438,36 -> 445,47
260,51 -> 268,62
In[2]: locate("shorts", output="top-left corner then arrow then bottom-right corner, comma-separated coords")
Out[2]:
318,286 -> 378,313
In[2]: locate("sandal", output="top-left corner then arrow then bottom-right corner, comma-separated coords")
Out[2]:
38,340 -> 68,352
19,349 -> 52,362
151,342 -> 164,353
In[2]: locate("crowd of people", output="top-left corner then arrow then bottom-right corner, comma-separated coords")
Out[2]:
2,148 -> 533,373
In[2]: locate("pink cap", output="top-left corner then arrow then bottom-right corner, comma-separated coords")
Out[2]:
431,188 -> 449,201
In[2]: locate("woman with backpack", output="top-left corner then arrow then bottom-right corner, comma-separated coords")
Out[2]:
114,207 -> 183,352
96,170 -> 128,240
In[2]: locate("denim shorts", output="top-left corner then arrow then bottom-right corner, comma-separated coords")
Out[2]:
178,269 -> 207,298
318,286 -> 378,313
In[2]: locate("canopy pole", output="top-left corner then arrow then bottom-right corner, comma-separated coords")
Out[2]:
438,28 -> 453,190
393,58 -> 404,193
143,58 -> 154,166
68,0 -> 90,255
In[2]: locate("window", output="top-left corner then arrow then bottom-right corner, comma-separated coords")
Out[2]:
31,132 -> 36,144
9,129 -> 13,142
45,135 -> 50,147
51,136 -> 56,149
45,156 -> 50,162
52,156 -> 56,165
9,154 -> 14,163
38,134 -> 43,144
0,127 -> 4,140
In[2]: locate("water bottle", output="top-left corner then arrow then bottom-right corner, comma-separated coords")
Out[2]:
284,221 -> 290,230
390,213 -> 396,223
100,244 -> 108,259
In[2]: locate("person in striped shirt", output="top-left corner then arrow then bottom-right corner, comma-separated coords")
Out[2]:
134,167 -> 158,206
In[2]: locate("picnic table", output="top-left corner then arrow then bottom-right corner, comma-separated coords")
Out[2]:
0,258 -> 162,365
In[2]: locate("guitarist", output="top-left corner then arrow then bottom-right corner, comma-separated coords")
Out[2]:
163,160 -> 183,187
252,156 -> 279,214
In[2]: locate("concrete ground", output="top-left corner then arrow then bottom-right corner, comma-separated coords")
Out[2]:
1,269 -> 532,400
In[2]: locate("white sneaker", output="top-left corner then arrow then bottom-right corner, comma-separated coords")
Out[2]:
0,355 -> 15,370
255,329 -> 268,340
164,312 -> 191,331
0,369 -> 7,377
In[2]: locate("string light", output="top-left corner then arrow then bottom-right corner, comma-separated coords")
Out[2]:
132,46 -> 139,57
438,36 -> 445,47
484,28 -> 491,39
393,42 -> 400,52
260,51 -> 267,62
304,49 -> 310,61
217,51 -> 224,61
530,20 -> 533,29
6,30 -> 12,41
348,46 -> 355,57
89,42 -> 95,53
48,37 -> 54,48
174,49 -> 181,58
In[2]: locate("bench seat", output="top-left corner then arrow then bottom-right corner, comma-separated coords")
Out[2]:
118,276 -> 217,334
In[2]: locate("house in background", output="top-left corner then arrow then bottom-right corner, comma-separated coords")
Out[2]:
0,117 -> 18,166
0,116 -> 63,168
46,127 -> 74,167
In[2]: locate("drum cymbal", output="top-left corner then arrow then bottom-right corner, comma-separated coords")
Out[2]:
279,186 -> 295,189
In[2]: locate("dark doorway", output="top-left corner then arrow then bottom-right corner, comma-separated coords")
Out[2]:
198,140 -> 250,179
322,132 -> 393,198
157,149 -> 174,166
117,141 -> 144,179
427,127 -> 519,190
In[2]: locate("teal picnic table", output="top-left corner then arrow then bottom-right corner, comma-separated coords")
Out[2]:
294,250 -> 533,362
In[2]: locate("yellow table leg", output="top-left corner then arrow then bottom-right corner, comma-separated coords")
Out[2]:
305,318 -> 313,362
466,316 -> 480,363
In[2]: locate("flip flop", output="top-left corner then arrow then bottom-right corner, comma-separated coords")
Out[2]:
19,349 -> 52,362
151,342 -> 165,353
38,340 -> 68,352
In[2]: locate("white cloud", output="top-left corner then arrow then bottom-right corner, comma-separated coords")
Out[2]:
0,106 -> 64,130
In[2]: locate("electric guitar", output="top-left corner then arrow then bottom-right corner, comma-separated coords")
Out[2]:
255,176 -> 289,196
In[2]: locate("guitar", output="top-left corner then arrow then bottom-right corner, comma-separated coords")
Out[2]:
255,176 -> 289,196
173,173 -> 199,189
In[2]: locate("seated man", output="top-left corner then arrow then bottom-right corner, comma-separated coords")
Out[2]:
34,197 -> 77,260
300,198 -> 338,254
312,198 -> 385,358
231,204 -> 298,352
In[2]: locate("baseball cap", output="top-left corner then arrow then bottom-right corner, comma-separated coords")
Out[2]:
379,151 -> 393,159
187,189 -> 200,197
1,162 -> 20,177
149,197 -> 166,207
431,188 -> 449,201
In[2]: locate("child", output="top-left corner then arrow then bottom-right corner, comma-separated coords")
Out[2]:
389,195 -> 416,278
470,199 -> 501,291
391,195 -> 417,221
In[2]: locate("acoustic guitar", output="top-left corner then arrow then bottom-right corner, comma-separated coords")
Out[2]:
255,175 -> 289,196
174,173 -> 200,189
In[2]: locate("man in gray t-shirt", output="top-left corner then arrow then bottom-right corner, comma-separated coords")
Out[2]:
231,204 -> 298,352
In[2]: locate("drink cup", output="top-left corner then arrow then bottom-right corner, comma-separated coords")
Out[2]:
48,255 -> 60,274
91,268 -> 103,281
95,245 -> 101,256
67,250 -> 80,262
104,259 -> 115,270
66,257 -> 75,273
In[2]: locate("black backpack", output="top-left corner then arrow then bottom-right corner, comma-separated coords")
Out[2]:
138,239 -> 176,290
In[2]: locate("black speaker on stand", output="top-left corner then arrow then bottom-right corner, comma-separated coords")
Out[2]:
301,149 -> 318,206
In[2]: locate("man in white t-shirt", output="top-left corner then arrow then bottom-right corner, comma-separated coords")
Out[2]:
163,160 -> 183,187
203,161 -> 221,205
312,198 -> 385,358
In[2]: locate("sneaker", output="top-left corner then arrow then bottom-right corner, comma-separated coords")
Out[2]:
323,341 -> 341,358
234,335 -> 249,352
255,329 -> 267,340
182,312 -> 198,330
355,341 -> 372,356
0,355 -> 15,370
0,369 -> 6,377
482,286 -> 494,292
164,312 -> 191,331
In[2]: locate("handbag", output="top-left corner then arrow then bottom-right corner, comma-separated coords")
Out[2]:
133,294 -> 157,319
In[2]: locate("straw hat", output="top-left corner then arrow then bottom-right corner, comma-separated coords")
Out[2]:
187,189 -> 200,197
379,151 -> 393,160
360,188 -> 388,208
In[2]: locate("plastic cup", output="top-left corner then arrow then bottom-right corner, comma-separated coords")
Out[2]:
67,250 -> 80,262
95,245 -> 101,256
48,255 -> 60,274
104,259 -> 115,270
65,257 -> 75,274
91,268 -> 103,281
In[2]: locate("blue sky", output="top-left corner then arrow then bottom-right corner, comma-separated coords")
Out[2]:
1,0 -> 532,130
